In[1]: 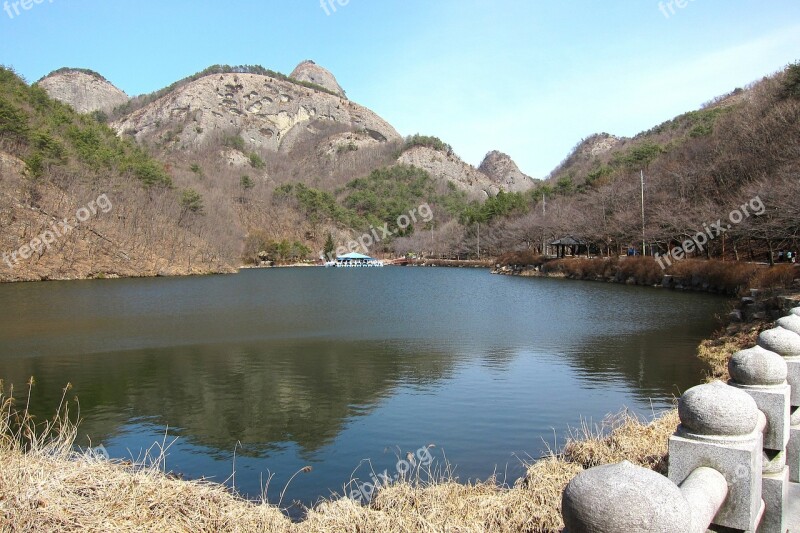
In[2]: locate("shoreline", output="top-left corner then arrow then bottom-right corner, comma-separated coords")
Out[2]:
0,259 -> 494,285
1,259 -> 494,284
493,255 -> 799,297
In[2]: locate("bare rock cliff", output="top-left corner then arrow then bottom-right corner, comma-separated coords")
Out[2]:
398,146 -> 500,198
478,150 -> 536,192
290,60 -> 346,98
37,69 -> 129,114
112,72 -> 398,152
583,133 -> 621,156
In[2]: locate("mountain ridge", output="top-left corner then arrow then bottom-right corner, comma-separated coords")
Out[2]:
7,60 -> 798,276
38,61 -> 535,194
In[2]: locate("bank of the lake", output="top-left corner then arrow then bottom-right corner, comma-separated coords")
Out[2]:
493,254 -> 800,297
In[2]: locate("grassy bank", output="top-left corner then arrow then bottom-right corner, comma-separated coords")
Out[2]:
494,254 -> 799,295
3,290 -> 795,532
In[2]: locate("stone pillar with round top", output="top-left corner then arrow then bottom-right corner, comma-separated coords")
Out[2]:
561,461 -> 727,533
668,381 -> 764,531
729,345 -> 790,533
758,324 -> 800,484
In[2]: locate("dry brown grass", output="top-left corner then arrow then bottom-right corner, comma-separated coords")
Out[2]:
561,409 -> 679,475
0,382 -> 291,533
667,259 -> 759,293
614,257 -> 664,285
369,461 -> 582,533
303,473 -> 576,533
1,450 -> 292,532
0,381 -> 685,533
303,419 -> 677,533
503,255 -> 798,296
750,264 -> 800,290
696,321 -> 771,381
542,257 -> 615,280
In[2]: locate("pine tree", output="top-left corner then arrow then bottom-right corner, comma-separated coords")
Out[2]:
324,232 -> 335,259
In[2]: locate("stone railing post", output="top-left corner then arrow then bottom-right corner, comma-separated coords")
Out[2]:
561,461 -> 727,533
728,345 -> 790,533
668,381 -> 764,531
757,323 -> 800,484
559,309 -> 800,533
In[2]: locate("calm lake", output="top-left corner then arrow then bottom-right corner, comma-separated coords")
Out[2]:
0,268 -> 726,513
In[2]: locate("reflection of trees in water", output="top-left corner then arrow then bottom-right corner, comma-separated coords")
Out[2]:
2,340 -> 460,457
479,347 -> 518,371
0,306 -> 720,460
557,322 -> 711,404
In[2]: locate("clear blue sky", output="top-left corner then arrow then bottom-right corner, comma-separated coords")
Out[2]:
2,0 -> 799,177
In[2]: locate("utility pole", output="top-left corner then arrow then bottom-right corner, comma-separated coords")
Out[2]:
477,221 -> 481,259
429,221 -> 434,259
542,193 -> 547,255
640,170 -> 646,256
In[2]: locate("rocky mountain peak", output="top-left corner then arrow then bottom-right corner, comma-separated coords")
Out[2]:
36,68 -> 128,115
111,72 -> 399,153
290,60 -> 346,99
478,150 -> 535,192
398,146 -> 500,198
582,133 -> 621,157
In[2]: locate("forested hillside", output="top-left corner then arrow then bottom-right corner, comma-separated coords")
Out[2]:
0,67 -> 236,281
395,62 -> 800,262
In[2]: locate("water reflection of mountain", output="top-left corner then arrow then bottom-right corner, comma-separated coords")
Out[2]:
3,319 -> 712,461
0,273 -> 726,462
1,339 -> 462,457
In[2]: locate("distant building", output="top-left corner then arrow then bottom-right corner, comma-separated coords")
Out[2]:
549,236 -> 588,258
327,252 -> 384,267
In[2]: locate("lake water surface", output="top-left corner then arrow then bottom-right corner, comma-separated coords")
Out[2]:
0,268 -> 727,512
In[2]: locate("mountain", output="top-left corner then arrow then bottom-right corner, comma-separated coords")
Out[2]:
290,60 -> 346,98
0,67 -> 234,282
478,150 -> 536,193
5,59 -> 798,278
111,70 -> 398,152
393,137 -> 536,198
97,64 -> 411,259
37,62 -> 532,202
543,133 -> 622,182
36,68 -> 129,115
397,145 -> 501,198
469,65 -> 800,260
97,63 -> 537,263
